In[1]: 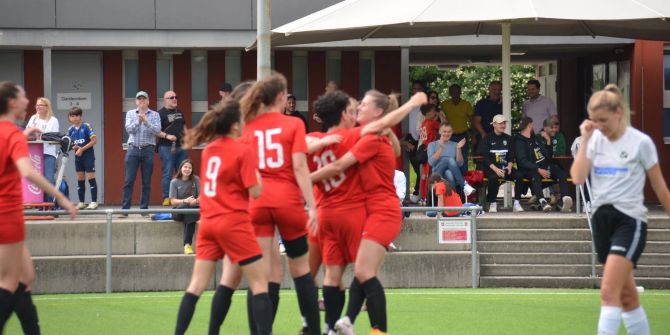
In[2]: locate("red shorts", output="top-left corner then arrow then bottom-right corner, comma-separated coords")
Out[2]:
319,206 -> 366,266
362,206 -> 402,248
0,213 -> 25,244
196,212 -> 262,264
251,206 -> 308,241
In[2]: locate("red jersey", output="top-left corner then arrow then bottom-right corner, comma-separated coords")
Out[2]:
418,118 -> 440,147
306,131 -> 325,206
199,136 -> 258,218
350,134 -> 397,204
241,112 -> 308,209
0,121 -> 28,220
435,181 -> 463,217
312,127 -> 365,209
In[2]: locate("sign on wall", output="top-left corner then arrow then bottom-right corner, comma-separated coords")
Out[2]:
438,219 -> 471,244
57,92 -> 91,110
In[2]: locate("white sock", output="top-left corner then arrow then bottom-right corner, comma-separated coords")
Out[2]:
598,305 -> 623,335
622,306 -> 650,335
301,316 -> 307,327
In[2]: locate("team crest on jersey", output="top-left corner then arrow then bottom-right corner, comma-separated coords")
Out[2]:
503,140 -> 507,145
620,151 -> 628,159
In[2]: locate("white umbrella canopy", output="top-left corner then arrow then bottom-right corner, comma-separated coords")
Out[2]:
272,0 -> 670,44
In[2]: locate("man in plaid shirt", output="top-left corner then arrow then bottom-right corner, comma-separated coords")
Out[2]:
120,90 -> 162,216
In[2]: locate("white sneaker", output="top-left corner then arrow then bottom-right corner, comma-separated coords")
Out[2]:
561,196 -> 573,212
513,201 -> 524,212
76,202 -> 87,210
334,316 -> 355,335
409,194 -> 420,203
463,183 -> 475,196
86,202 -> 99,210
488,202 -> 497,213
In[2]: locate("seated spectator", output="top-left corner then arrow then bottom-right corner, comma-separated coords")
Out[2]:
429,173 -> 463,217
169,159 -> 200,255
514,117 -> 573,212
428,123 -> 466,197
417,104 -> 441,202
537,117 -> 568,204
441,84 -> 473,175
481,114 -> 525,213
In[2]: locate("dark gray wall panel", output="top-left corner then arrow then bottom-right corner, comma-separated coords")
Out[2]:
156,0 -> 252,30
0,0 -> 55,28
56,0 -> 155,29
270,0 -> 340,28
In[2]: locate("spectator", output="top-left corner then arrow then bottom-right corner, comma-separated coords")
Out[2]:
480,114 -> 525,213
428,173 -> 463,217
417,104 -> 441,202
284,94 -> 308,131
537,117 -> 568,204
441,84 -> 473,174
400,80 -> 425,202
325,80 -> 338,93
214,83 -> 233,107
67,106 -> 99,210
121,91 -> 161,217
427,123 -> 466,197
157,90 -> 187,206
522,79 -> 557,134
473,81 -> 502,145
394,169 -> 409,219
26,97 -> 59,202
169,159 -> 200,255
427,91 -> 441,112
514,117 -> 573,212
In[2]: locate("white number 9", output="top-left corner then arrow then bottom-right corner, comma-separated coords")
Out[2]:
204,156 -> 222,197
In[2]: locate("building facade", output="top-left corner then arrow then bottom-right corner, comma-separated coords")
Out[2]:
0,0 -> 667,204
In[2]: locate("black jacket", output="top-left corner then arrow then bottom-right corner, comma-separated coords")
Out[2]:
514,133 -> 552,170
157,107 -> 186,146
481,132 -> 515,170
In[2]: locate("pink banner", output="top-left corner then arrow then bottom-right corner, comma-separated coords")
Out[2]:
22,142 -> 44,203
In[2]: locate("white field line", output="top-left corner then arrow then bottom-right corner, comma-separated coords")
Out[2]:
33,290 -> 670,302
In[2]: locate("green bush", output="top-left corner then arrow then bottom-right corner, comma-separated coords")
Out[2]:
410,65 -> 536,131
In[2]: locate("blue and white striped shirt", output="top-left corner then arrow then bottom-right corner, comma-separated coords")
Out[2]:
125,109 -> 161,147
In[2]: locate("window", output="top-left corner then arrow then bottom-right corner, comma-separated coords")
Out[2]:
122,50 -> 139,147
292,51 -> 308,101
191,50 -> 208,127
0,51 -> 23,85
326,51 -> 341,89
156,55 -> 172,104
225,50 -> 242,87
359,51 -> 374,98
591,64 -> 606,91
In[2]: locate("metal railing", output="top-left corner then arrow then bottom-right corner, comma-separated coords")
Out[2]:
25,206 -> 482,292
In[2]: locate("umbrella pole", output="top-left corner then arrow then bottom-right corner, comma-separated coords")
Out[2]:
501,21 -> 512,208
257,0 -> 271,80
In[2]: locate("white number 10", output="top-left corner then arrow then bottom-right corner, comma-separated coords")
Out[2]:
255,128 -> 284,169
204,156 -> 222,197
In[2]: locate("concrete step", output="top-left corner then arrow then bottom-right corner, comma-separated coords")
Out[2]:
477,241 -> 670,253
480,252 -> 670,266
31,251 -> 475,294
471,215 -> 670,229
25,220 -> 196,256
480,276 -> 670,289
480,264 -> 669,278
478,228 -> 670,241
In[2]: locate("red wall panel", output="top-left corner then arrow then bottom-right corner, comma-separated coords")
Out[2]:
241,50 -> 257,81
102,51 -> 124,205
23,50 -> 44,120
207,50 -> 226,105
341,51 -> 359,99
274,50 -> 293,93
374,50 -> 403,169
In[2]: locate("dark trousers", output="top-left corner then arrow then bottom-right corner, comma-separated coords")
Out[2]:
484,167 -> 524,202
122,145 -> 154,209
519,163 -> 569,202
403,134 -> 421,196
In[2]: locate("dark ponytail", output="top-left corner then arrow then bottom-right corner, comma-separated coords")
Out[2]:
183,101 -> 241,148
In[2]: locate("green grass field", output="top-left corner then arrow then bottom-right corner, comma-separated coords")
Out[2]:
5,288 -> 670,334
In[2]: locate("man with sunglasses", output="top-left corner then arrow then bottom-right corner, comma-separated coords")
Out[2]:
158,90 -> 187,206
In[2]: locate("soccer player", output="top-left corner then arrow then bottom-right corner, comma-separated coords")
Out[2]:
239,73 -> 321,335
571,84 -> 670,335
0,81 -> 77,334
312,90 -> 427,334
175,100 -> 272,335
67,106 -> 99,210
